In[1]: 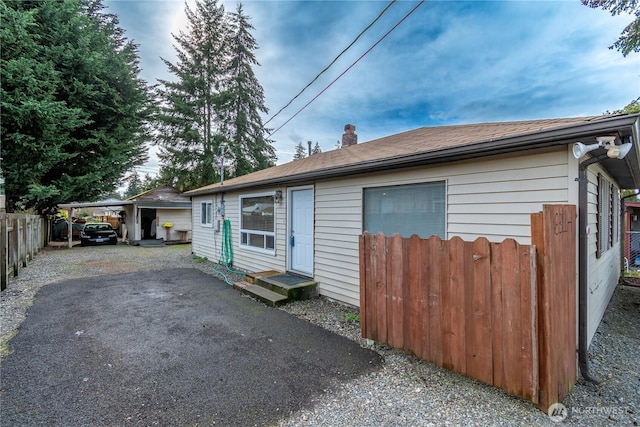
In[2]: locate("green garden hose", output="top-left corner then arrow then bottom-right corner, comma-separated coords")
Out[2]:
212,219 -> 246,285
220,219 -> 233,266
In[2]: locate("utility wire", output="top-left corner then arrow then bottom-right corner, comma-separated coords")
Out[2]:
268,0 -> 426,139
264,0 -> 398,127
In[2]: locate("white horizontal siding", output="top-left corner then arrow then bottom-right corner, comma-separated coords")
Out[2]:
448,189 -> 568,205
585,164 -> 621,347
448,203 -> 548,215
193,189 -> 287,275
157,209 -> 191,241
191,196 -> 219,261
189,146 -> 619,356
313,148 -> 573,306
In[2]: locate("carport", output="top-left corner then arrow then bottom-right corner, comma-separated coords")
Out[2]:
58,187 -> 192,247
58,200 -> 133,248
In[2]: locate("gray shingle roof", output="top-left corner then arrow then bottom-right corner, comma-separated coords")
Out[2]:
186,114 -> 640,195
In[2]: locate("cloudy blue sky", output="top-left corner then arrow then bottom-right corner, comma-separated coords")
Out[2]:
104,0 -> 639,176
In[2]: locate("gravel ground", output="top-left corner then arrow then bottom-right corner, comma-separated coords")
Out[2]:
1,243 -> 638,426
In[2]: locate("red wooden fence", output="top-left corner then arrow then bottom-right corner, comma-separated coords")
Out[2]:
532,205 -> 576,409
359,204 -> 576,409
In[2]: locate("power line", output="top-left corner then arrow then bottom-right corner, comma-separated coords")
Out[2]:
264,0 -> 398,127
268,0 -> 426,139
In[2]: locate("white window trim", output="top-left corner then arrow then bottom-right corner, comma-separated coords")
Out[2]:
362,180 -> 447,239
239,191 -> 276,255
596,173 -> 621,258
200,200 -> 213,227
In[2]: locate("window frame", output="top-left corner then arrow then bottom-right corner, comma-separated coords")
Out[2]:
362,180 -> 447,239
596,173 -> 620,258
239,192 -> 276,255
200,200 -> 213,227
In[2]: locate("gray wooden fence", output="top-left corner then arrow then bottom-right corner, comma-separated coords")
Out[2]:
0,214 -> 47,290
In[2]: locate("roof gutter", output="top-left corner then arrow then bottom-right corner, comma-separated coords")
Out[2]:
186,114 -> 640,196
58,201 -> 134,209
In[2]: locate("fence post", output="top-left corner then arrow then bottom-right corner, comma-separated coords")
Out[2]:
0,215 -> 7,290
359,233 -> 369,339
532,204 -> 577,410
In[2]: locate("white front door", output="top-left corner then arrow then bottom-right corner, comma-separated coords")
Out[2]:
289,187 -> 314,276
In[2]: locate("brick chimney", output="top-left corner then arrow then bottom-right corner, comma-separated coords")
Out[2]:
341,124 -> 357,148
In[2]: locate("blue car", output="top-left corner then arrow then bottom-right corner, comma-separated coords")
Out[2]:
80,223 -> 118,247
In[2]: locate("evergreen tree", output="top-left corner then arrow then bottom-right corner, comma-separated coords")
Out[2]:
1,0 -> 151,213
222,4 -> 276,176
125,171 -> 143,198
293,142 -> 307,160
312,142 -> 322,155
155,0 -> 228,191
141,173 -> 159,192
155,0 -> 274,191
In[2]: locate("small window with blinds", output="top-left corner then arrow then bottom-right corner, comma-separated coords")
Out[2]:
363,181 -> 446,238
597,174 -> 619,258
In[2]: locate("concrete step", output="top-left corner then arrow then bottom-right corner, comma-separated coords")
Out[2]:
255,274 -> 318,300
233,281 -> 289,307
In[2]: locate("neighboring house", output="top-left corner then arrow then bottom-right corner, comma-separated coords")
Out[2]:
185,115 -> 640,351
122,186 -> 192,242
59,186 -> 192,243
624,201 -> 640,266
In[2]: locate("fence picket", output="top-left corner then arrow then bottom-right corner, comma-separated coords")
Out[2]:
466,237 -> 493,385
520,244 -> 537,403
423,236 -> 440,364
388,234 -> 404,349
406,235 -> 423,355
489,241 -> 506,391
359,204 -> 577,409
374,232 -> 388,343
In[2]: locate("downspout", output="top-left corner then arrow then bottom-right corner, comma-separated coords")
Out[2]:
577,153 -> 608,384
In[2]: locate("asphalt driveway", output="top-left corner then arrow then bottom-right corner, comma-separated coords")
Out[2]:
0,268 -> 382,426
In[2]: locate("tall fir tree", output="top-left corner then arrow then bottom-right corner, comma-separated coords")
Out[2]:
1,0 -> 151,213
222,4 -> 275,176
155,0 -> 274,191
124,171 -> 143,198
155,0 -> 228,191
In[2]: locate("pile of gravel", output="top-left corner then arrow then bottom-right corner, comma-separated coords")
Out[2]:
276,286 -> 639,427
2,244 -> 638,426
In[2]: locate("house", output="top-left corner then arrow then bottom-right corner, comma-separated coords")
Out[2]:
624,201 -> 640,266
185,114 -> 640,368
121,186 -> 192,243
59,186 -> 192,244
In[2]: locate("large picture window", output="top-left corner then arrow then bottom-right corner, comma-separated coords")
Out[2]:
364,181 -> 446,238
200,201 -> 212,226
240,194 -> 275,252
